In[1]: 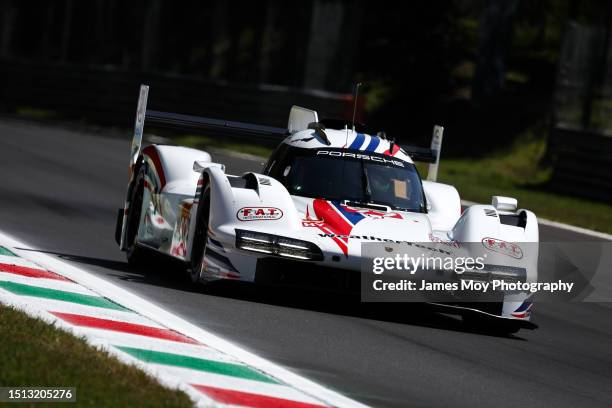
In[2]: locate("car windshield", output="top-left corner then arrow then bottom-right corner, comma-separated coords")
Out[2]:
265,147 -> 425,212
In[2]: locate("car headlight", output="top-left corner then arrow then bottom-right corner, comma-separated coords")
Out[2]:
235,229 -> 323,261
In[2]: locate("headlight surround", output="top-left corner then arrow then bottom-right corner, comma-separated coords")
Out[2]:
235,229 -> 323,261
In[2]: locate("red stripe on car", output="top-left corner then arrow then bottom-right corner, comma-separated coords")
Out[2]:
312,200 -> 352,237
383,144 -> 401,156
312,200 -> 352,256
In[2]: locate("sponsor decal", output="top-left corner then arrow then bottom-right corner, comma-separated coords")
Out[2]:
317,233 -> 452,254
482,237 -> 523,259
236,207 -> 283,221
316,150 -> 405,167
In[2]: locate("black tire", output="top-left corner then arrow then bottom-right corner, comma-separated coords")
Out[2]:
125,169 -> 147,267
189,178 -> 211,284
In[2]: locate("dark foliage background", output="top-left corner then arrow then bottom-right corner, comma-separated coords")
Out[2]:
1,0 -> 611,156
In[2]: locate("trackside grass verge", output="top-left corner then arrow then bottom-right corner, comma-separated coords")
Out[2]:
435,160 -> 612,234
429,127 -> 612,235
177,130 -> 612,235
0,305 -> 193,408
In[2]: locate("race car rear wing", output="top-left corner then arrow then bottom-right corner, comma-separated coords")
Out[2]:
145,110 -> 287,140
402,145 -> 438,163
127,84 -> 444,184
127,85 -> 287,179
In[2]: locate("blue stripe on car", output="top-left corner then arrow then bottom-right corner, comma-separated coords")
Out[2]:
364,136 -> 380,152
348,133 -> 365,150
331,201 -> 366,225
514,299 -> 532,312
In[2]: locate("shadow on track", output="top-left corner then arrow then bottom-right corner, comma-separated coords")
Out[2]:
19,247 -> 527,340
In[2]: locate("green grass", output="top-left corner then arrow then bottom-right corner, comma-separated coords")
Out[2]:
178,128 -> 612,234
434,159 -> 612,234
427,125 -> 612,234
0,305 -> 193,408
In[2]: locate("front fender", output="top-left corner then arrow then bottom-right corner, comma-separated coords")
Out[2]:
199,169 -> 301,244
452,205 -> 539,243
451,204 -> 539,320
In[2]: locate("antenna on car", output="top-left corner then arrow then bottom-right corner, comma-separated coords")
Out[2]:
351,82 -> 362,132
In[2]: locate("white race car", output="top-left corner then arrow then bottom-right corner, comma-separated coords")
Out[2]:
116,85 -> 538,333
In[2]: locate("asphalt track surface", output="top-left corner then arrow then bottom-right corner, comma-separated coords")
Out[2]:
0,118 -> 610,408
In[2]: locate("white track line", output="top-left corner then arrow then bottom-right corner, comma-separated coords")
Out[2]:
461,200 -> 612,241
0,291 -> 151,326
0,230 -> 367,408
0,253 -> 44,267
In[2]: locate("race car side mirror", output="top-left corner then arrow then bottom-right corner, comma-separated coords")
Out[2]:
307,122 -> 331,145
492,196 -> 517,212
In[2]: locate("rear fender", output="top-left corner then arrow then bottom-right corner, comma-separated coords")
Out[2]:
128,145 -> 212,254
